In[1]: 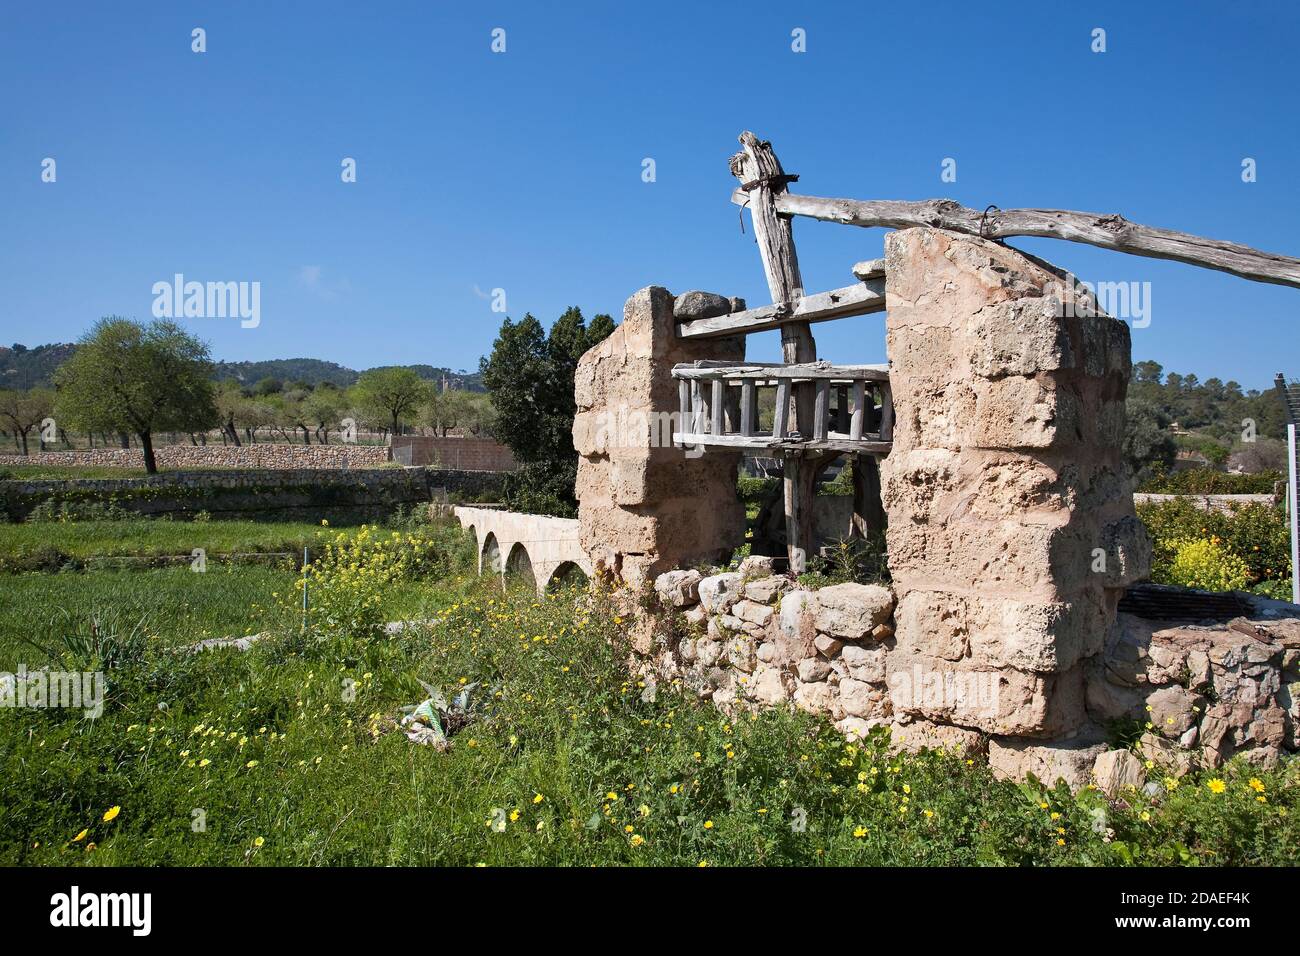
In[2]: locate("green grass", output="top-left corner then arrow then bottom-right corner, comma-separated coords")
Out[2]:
0,514 -> 1296,867
1,571 -> 1297,866
0,518 -> 332,570
0,464 -> 152,480
0,564 -> 454,671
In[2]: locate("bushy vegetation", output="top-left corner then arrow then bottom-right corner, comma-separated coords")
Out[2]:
1137,499 -> 1292,595
1139,467 -> 1283,495
481,307 -> 615,516
2,553 -> 1296,865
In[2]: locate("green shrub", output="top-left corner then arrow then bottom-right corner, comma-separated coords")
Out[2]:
1157,536 -> 1252,592
1139,467 -> 1282,495
1137,499 -> 1291,592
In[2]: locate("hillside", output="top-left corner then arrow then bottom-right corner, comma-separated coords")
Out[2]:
1,343 -> 483,391
0,343 -> 76,390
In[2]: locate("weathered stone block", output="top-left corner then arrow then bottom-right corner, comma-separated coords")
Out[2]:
812,583 -> 895,639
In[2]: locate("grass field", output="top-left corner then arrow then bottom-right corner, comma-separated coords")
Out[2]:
0,514 -> 1296,867
0,518 -> 331,571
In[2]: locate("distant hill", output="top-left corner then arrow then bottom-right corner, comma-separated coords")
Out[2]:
2,344 -> 484,391
0,342 -> 76,390
213,358 -> 359,387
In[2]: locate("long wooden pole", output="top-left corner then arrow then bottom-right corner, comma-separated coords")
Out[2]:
731,131 -> 818,572
730,192 -> 1300,290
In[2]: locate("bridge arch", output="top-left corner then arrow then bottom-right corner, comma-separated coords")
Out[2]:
506,542 -> 537,589
481,532 -> 502,574
546,560 -> 589,592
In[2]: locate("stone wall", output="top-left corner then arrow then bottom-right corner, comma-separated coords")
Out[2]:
629,565 -> 1298,789
390,436 -> 517,472
0,466 -> 504,522
0,443 -> 390,470
573,287 -> 747,586
879,227 -> 1150,752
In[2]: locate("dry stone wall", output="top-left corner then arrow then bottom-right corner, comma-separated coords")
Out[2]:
0,444 -> 390,470
1,466 -> 502,522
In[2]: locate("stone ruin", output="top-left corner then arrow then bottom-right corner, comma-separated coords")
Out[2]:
569,226 -> 1300,788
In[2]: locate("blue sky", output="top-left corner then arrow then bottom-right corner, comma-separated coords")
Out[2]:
2,0 -> 1297,389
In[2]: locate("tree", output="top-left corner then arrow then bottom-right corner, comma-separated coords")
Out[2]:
481,307 -> 617,514
214,381 -> 245,446
422,387 -> 495,437
54,317 -> 218,473
0,387 -> 54,455
303,386 -> 346,444
1123,398 -> 1178,482
352,367 -> 432,437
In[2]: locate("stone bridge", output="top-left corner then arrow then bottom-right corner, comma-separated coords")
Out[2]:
452,506 -> 594,594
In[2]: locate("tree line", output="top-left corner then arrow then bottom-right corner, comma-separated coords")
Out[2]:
1124,359 -> 1289,481
0,318 -> 496,473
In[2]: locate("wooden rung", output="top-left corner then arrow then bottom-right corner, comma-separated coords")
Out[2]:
711,379 -> 724,436
740,381 -> 756,436
879,382 -> 894,442
850,380 -> 866,440
814,380 -> 830,440
773,379 -> 790,439
690,380 -> 703,434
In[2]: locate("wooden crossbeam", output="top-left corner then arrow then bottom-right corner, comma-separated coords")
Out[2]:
730,191 -> 1300,290
674,433 -> 892,456
676,279 -> 886,339
672,360 -> 889,381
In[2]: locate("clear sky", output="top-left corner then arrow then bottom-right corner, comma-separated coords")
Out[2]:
2,0 -> 1297,389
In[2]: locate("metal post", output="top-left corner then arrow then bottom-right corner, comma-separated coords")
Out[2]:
302,547 -> 309,631
1290,423 -> 1299,605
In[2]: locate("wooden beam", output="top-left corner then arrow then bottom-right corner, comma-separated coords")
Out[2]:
676,280 -> 886,339
673,432 -> 892,455
851,258 -> 886,281
672,361 -> 889,382
730,190 -> 1300,290
732,130 -> 818,571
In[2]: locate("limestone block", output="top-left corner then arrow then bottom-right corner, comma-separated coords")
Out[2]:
1093,749 -> 1146,797
811,583 -> 896,639
839,678 -> 884,718
888,719 -> 985,755
743,575 -> 790,604
748,665 -> 789,705
967,297 -> 1074,378
796,657 -> 832,683
654,569 -> 701,608
732,599 -> 774,629
699,573 -> 744,614
841,644 -> 888,684
988,736 -> 1108,788
775,591 -> 819,663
